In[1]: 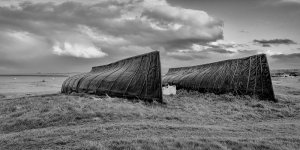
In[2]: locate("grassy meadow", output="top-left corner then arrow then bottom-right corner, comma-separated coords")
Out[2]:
0,77 -> 299,150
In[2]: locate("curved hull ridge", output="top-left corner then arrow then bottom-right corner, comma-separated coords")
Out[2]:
163,54 -> 275,101
62,51 -> 162,103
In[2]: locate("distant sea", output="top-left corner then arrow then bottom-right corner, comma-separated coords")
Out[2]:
0,76 -> 68,99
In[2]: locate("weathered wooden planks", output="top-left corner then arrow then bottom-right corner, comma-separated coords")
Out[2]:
163,54 -> 276,101
61,51 -> 163,103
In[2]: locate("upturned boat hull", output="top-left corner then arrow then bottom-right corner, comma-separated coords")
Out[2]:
61,51 -> 163,103
163,54 -> 276,101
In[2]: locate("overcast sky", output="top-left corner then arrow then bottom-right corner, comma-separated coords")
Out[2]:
0,0 -> 299,74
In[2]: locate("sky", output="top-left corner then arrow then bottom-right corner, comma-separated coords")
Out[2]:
0,0 -> 299,74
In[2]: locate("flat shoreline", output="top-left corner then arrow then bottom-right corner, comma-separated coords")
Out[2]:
0,74 -> 69,77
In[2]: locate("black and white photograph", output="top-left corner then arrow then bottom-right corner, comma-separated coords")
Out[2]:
0,0 -> 299,149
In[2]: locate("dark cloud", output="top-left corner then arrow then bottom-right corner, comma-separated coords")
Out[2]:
168,54 -> 194,61
204,48 -> 235,54
193,55 -> 209,59
276,0 -> 300,6
167,52 -> 208,61
254,39 -> 296,45
262,44 -> 271,47
208,40 -> 247,49
271,53 -> 300,59
166,46 -> 234,61
240,30 -> 249,33
0,0 -> 224,73
0,0 -> 223,53
162,39 -> 215,52
270,53 -> 300,69
237,49 -> 259,54
167,47 -> 260,63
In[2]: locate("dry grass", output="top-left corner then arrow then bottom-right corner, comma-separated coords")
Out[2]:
0,78 -> 300,149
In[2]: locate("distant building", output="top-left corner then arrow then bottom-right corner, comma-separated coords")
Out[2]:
271,69 -> 300,77
271,72 -> 298,77
289,72 -> 298,77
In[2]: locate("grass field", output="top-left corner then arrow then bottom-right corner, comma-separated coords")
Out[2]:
0,77 -> 299,150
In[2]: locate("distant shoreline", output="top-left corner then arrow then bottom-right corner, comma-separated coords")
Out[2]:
0,74 -> 69,77
0,72 -> 82,77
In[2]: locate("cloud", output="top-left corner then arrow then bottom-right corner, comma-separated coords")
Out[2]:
270,53 -> 300,69
279,0 -> 300,4
254,39 -> 297,45
207,48 -> 235,54
167,51 -> 208,61
208,40 -> 244,49
0,0 -> 224,73
0,30 -> 50,58
262,44 -> 271,47
166,43 -> 235,61
240,30 -> 249,33
165,39 -> 253,61
52,42 -> 106,58
265,0 -> 300,6
206,40 -> 248,53
271,53 -> 300,59
237,49 -> 259,55
0,0 -> 223,56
